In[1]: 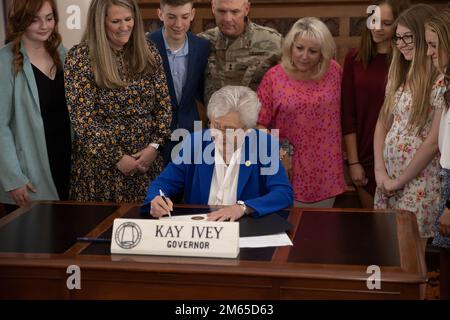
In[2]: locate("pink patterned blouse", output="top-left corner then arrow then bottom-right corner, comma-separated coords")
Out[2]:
257,61 -> 346,202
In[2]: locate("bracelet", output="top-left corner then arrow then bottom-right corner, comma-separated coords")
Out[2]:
348,161 -> 360,166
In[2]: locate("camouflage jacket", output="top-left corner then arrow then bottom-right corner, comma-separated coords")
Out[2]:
198,20 -> 282,104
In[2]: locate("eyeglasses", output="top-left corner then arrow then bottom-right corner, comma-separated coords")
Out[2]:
209,121 -> 241,133
393,34 -> 414,46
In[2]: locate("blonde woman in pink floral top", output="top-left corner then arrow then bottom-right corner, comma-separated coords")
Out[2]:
257,17 -> 345,206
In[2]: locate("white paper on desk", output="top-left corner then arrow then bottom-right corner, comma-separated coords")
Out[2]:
239,232 -> 293,248
159,214 -> 209,222
160,216 -> 292,248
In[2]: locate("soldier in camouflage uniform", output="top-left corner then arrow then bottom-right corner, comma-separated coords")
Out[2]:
198,0 -> 282,104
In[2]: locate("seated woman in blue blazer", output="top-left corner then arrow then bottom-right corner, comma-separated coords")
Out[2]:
142,86 -> 293,221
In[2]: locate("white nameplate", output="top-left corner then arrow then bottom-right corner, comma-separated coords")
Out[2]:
111,218 -> 239,258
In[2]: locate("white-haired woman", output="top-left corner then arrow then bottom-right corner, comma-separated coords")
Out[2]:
257,17 -> 345,208
64,0 -> 172,202
143,86 -> 293,221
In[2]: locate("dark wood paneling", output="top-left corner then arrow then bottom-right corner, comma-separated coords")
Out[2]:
139,0 -> 449,65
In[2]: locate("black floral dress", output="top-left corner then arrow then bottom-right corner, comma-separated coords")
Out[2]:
64,41 -> 172,203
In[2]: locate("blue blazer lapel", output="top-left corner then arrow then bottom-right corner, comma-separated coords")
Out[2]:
178,32 -> 196,108
153,30 -> 178,108
197,161 -> 214,204
237,131 -> 257,199
196,134 -> 214,203
20,44 -> 40,110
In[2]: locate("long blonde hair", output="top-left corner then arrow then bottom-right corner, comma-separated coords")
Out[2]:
82,0 -> 157,88
379,4 -> 439,132
425,10 -> 450,110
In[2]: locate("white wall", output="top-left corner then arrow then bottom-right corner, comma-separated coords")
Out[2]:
57,0 -> 91,49
0,0 -> 90,49
0,1 -> 6,47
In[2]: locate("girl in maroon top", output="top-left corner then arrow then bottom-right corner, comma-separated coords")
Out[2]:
341,0 -> 410,208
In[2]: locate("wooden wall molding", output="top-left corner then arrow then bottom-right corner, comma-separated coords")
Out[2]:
139,0 -> 449,65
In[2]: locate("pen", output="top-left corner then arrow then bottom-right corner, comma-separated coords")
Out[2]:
159,189 -> 171,217
77,237 -> 111,243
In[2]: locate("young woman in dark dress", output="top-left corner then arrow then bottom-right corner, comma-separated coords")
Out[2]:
31,60 -> 71,200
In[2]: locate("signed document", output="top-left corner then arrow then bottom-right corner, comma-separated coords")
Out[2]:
159,215 -> 292,248
239,232 -> 292,248
159,214 -> 209,222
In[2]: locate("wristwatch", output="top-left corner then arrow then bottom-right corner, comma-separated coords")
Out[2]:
237,200 -> 248,215
446,199 -> 450,210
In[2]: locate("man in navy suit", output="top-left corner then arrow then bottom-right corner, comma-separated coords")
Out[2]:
148,0 -> 210,164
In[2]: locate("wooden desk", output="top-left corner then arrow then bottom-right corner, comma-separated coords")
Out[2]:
0,201 -> 426,299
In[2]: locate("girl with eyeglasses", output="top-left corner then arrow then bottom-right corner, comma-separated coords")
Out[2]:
425,9 -> 450,300
341,0 -> 410,208
373,4 -> 444,254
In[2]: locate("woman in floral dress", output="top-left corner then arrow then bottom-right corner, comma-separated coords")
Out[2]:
64,0 -> 172,202
426,9 -> 450,300
374,4 -> 444,252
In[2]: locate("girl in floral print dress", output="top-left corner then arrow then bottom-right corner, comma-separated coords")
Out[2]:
373,4 -> 444,253
425,9 -> 450,300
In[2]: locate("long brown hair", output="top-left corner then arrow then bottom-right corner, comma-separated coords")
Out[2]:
82,0 -> 158,88
7,0 -> 62,75
356,0 -> 410,69
379,4 -> 439,132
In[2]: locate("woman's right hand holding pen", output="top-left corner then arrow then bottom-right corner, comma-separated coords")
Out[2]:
150,195 -> 173,217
